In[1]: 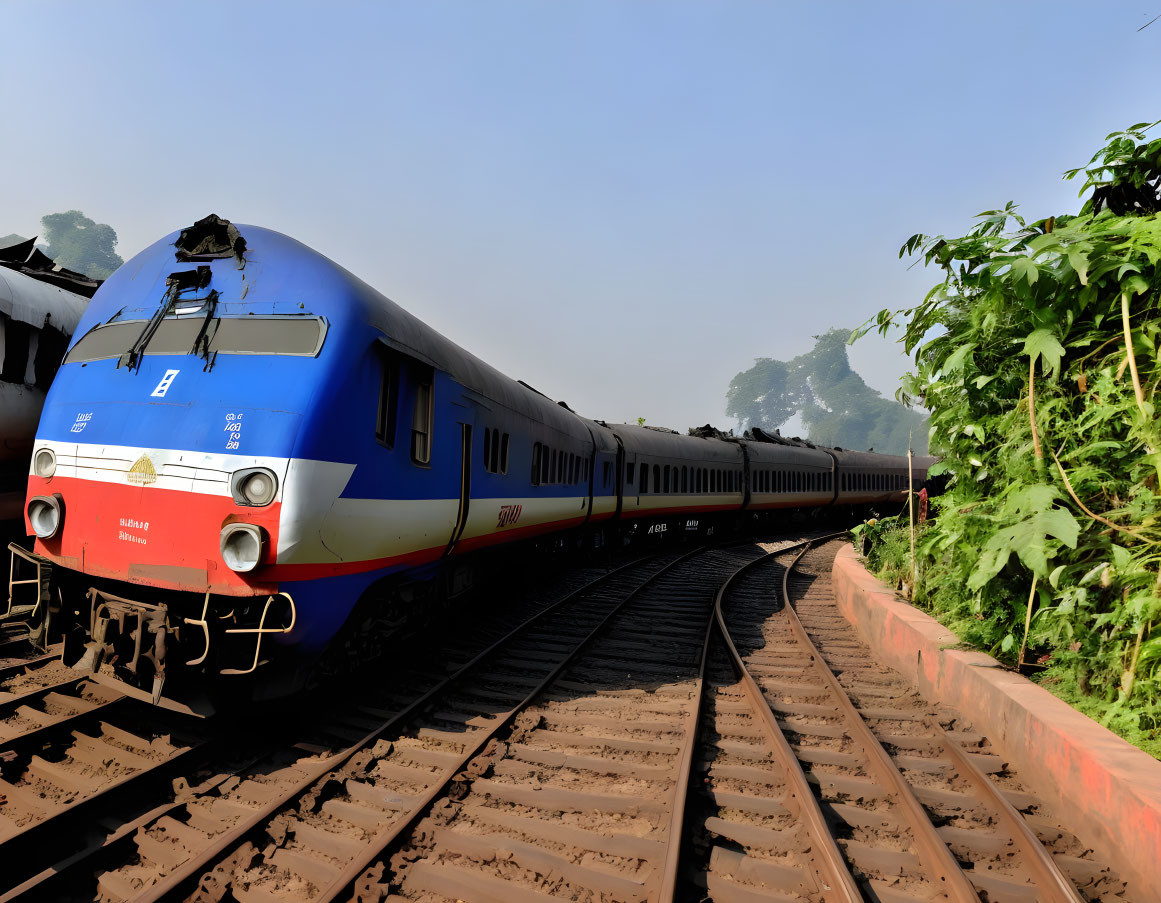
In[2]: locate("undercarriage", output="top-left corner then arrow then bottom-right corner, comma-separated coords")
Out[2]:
7,542 -> 296,710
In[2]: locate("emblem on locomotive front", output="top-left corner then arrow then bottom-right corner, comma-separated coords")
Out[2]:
127,454 -> 158,485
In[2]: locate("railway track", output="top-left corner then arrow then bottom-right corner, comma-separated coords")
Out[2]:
0,534 -> 1134,902
780,542 -> 1133,902
0,550 -> 688,902
685,538 -> 1131,903
159,545 -> 741,903
0,553 -> 639,902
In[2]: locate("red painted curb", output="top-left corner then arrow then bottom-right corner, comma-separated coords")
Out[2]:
832,544 -> 1161,897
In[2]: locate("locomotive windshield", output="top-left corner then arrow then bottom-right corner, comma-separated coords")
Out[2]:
64,315 -> 327,363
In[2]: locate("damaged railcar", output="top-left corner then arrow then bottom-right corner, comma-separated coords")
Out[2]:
11,216 -> 934,710
0,239 -> 90,521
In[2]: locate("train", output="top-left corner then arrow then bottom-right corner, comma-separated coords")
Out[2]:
10,215 -> 935,708
0,238 -> 93,522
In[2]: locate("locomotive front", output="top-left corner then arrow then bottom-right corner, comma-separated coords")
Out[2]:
12,217 -> 358,706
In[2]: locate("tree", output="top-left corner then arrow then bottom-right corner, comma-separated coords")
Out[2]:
726,327 -> 927,454
41,210 -> 123,279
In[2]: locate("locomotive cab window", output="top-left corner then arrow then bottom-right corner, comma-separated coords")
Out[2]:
65,315 -> 328,363
376,350 -> 400,448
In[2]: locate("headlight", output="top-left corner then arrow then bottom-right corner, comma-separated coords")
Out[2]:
33,448 -> 56,478
220,523 -> 265,572
231,468 -> 278,507
28,494 -> 63,539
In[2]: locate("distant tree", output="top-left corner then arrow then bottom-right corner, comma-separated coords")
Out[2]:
41,211 -> 123,279
726,327 -> 928,455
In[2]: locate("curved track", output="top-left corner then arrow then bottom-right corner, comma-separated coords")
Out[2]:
0,535 -> 1136,902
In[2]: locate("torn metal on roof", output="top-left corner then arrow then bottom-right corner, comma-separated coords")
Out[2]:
0,236 -> 102,298
0,262 -> 88,334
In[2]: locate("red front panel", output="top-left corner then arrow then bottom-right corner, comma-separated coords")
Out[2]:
26,475 -> 279,596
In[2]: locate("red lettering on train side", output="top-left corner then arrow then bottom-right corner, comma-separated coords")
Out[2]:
497,504 -> 523,528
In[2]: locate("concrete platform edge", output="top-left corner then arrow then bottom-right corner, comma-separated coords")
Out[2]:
831,543 -> 1161,896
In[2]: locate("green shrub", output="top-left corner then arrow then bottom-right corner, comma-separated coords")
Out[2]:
860,122 -> 1161,756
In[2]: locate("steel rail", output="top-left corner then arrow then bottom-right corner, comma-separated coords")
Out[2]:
779,541 -> 980,902
711,533 -> 863,903
126,551 -> 671,903
927,718 -> 1085,903
318,542 -> 725,903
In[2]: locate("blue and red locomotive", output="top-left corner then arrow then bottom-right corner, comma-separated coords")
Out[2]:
12,216 -> 933,705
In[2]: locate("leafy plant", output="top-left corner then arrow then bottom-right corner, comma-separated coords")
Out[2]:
860,121 -> 1161,753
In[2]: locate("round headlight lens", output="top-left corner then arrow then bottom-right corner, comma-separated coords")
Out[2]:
232,468 -> 278,507
33,448 -> 56,478
28,495 -> 62,539
242,471 -> 275,505
221,524 -> 264,572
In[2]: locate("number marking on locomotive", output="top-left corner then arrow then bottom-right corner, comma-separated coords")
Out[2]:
151,369 -> 180,397
224,411 -> 244,450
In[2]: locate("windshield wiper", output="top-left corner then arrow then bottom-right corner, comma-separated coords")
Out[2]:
118,266 -> 210,371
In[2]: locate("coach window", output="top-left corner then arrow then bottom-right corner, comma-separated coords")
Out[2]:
626,463 -> 635,485
653,464 -> 661,494
483,428 -> 492,472
500,434 -> 509,473
491,430 -> 501,473
603,461 -> 610,488
640,464 -> 649,493
662,465 -> 669,493
531,443 -> 541,484
410,368 -> 434,465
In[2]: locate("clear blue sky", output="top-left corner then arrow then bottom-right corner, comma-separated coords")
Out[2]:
3,2 -> 1159,432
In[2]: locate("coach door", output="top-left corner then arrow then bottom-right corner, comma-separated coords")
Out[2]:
613,434 -> 625,519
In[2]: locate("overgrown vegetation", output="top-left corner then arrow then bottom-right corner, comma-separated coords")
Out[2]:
861,122 -> 1161,756
726,327 -> 928,455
